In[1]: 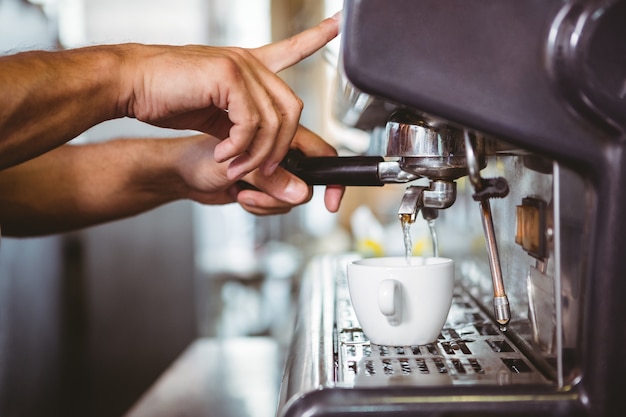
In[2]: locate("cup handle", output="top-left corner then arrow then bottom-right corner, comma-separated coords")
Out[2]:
378,279 -> 402,326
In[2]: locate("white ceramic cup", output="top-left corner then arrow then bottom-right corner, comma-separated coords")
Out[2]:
347,256 -> 454,346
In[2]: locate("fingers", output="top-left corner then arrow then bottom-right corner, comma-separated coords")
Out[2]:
291,125 -> 346,212
236,174 -> 344,214
251,12 -> 341,73
211,48 -> 303,180
235,126 -> 347,213
236,189 -> 296,216
181,132 -> 340,214
179,136 -> 298,214
214,13 -> 340,180
324,185 -> 345,213
290,125 -> 338,157
239,165 -> 311,206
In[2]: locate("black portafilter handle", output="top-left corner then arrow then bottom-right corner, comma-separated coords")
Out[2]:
281,150 -> 385,186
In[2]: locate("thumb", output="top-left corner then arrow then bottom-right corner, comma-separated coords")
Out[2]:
250,11 -> 341,73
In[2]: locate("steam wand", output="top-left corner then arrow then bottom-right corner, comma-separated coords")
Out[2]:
464,131 -> 511,326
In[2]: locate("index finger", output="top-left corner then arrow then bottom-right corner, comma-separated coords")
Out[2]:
290,125 -> 338,157
251,11 -> 341,73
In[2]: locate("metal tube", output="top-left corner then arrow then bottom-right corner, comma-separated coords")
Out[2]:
464,131 -> 484,191
479,199 -> 511,325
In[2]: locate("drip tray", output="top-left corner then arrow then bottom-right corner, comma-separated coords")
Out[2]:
336,271 -> 551,387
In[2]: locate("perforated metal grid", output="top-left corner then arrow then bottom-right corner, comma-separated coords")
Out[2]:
335,263 -> 552,388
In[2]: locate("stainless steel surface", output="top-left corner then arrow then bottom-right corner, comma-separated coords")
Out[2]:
333,73 -> 377,127
460,153 -> 590,386
385,110 -> 486,181
281,0 -> 617,414
464,131 -> 484,191
126,338 -> 281,417
278,253 -> 563,417
464,133 -> 511,326
397,186 -> 426,223
377,160 -> 420,183
397,181 -> 457,224
422,180 -> 457,209
278,254 -> 346,413
479,199 -> 511,325
333,257 -> 548,387
279,149 -> 594,415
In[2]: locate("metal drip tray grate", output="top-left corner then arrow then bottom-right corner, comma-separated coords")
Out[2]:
276,254 -> 577,417
336,269 -> 551,387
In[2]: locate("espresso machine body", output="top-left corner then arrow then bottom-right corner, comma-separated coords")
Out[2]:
278,1 -> 626,416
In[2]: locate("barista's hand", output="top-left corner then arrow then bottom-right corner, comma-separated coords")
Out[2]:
125,13 -> 340,182
0,128 -> 342,237
178,126 -> 344,214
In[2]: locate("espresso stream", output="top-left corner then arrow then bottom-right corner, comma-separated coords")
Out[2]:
428,219 -> 439,258
400,215 -> 439,264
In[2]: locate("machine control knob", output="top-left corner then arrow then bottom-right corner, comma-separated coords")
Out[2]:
472,177 -> 509,201
548,0 -> 626,131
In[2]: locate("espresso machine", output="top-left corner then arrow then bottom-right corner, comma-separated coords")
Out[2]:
278,1 -> 626,416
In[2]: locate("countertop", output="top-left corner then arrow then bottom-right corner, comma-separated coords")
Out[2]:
124,337 -> 283,417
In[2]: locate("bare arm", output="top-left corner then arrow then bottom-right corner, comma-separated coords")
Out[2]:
0,137 -> 187,236
0,46 -> 128,170
0,14 -> 340,178
0,14 -> 344,236
0,127 -> 344,237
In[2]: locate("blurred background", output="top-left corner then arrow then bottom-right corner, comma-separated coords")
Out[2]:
0,1 -> 440,416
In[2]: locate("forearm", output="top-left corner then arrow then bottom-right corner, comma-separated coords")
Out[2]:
0,139 -> 187,237
0,46 -> 132,170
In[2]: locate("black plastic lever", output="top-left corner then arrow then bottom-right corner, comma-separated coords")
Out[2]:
281,151 -> 384,186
